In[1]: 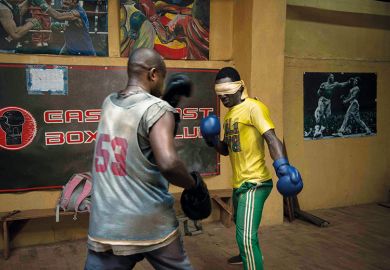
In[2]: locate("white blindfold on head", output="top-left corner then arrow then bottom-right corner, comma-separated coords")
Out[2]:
214,80 -> 248,100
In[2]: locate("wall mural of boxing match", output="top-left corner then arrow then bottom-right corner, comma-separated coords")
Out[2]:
0,0 -> 108,56
304,72 -> 377,140
120,0 -> 210,60
0,64 -> 219,192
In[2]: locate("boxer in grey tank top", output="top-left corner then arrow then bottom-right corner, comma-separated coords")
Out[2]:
85,48 -> 196,270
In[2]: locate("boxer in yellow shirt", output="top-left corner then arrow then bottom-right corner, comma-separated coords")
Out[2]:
200,67 -> 303,269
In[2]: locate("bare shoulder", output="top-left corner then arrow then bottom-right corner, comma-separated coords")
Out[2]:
0,3 -> 11,13
0,5 -> 12,20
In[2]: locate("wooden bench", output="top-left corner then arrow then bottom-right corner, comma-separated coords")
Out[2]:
1,189 -> 232,260
0,208 -> 87,260
209,189 -> 234,227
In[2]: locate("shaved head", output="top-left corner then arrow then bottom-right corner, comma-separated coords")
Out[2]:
128,48 -> 166,77
124,48 -> 167,97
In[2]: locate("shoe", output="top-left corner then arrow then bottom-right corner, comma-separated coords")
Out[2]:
227,255 -> 242,265
43,42 -> 49,47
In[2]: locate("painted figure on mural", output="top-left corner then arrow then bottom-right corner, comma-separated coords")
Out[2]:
26,0 -> 96,55
120,0 -> 156,57
120,0 -> 210,60
29,0 -> 51,47
0,0 -> 41,52
0,0 -> 108,55
334,77 -> 372,137
304,72 -> 377,140
166,0 -> 209,59
313,73 -> 352,138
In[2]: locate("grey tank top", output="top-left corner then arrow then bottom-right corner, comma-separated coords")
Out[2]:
89,92 -> 178,242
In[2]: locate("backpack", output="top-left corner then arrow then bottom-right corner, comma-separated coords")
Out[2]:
55,172 -> 92,222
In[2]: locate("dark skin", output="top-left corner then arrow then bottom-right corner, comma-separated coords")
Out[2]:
0,0 -> 38,40
213,77 -> 286,161
45,0 -> 82,25
120,48 -> 195,189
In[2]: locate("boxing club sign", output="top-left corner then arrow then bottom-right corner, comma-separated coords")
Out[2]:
0,107 -> 37,151
0,64 -> 219,192
42,108 -> 215,146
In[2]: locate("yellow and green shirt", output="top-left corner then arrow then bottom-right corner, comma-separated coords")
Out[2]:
223,98 -> 275,188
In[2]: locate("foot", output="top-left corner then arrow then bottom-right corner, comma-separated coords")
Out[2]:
43,42 -> 49,47
36,42 -> 43,47
313,130 -> 323,138
227,255 -> 242,265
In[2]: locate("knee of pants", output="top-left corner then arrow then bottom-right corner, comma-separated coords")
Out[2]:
236,229 -> 259,250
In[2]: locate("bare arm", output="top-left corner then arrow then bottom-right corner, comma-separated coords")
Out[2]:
336,78 -> 353,89
46,8 -> 80,21
149,111 -> 195,189
263,129 -> 286,161
0,9 -> 34,40
337,81 -> 350,88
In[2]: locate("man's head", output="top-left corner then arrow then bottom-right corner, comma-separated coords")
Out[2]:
215,67 -> 244,108
327,73 -> 335,83
352,77 -> 360,86
62,0 -> 79,10
127,48 -> 167,97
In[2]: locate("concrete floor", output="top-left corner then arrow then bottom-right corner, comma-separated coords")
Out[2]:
1,203 -> 389,270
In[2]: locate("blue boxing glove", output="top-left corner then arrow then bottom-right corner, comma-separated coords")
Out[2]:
273,158 -> 303,197
200,114 -> 220,147
129,11 -> 146,40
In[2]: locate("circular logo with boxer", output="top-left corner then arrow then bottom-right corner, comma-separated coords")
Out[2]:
0,107 -> 37,150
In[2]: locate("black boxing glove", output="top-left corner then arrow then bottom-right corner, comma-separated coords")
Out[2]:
162,73 -> 193,108
180,171 -> 212,220
162,74 -> 193,136
0,110 -> 25,145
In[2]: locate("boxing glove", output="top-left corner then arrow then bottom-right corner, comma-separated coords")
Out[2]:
200,114 -> 220,147
162,74 -> 192,108
129,11 -> 147,40
180,171 -> 211,220
50,22 -> 67,32
31,0 -> 50,12
273,158 -> 303,197
30,18 -> 42,31
0,110 -> 25,145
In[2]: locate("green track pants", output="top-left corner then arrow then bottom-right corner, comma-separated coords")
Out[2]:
233,180 -> 273,270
